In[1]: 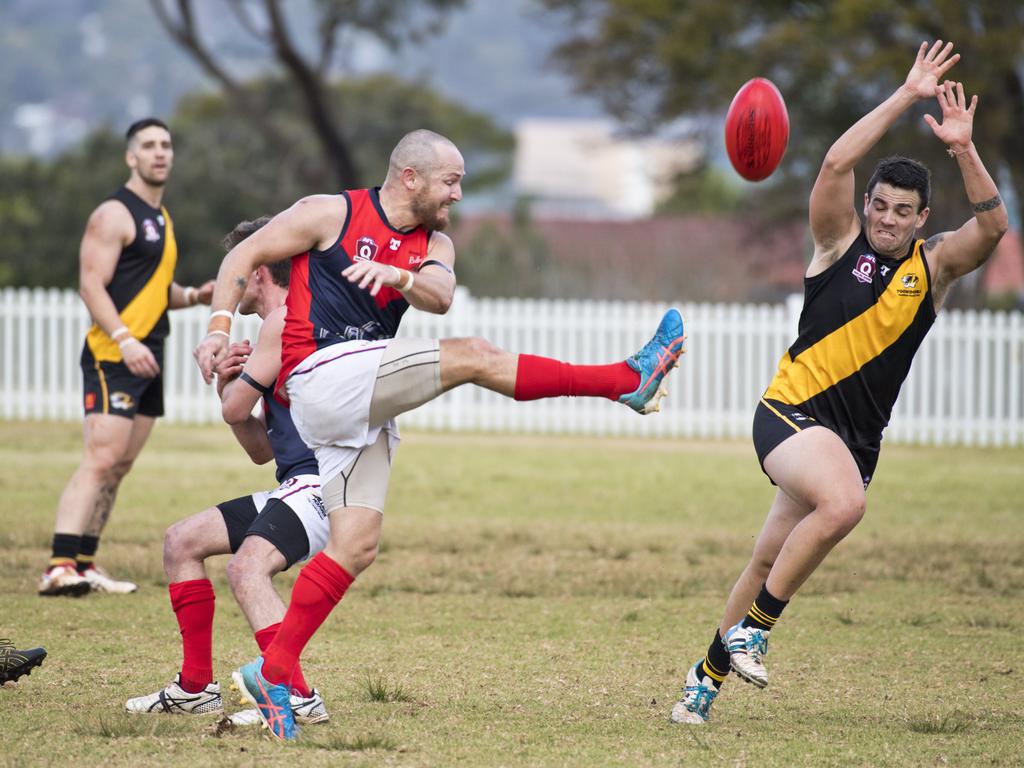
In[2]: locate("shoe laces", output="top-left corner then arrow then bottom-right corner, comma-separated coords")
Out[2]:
744,628 -> 769,661
683,679 -> 717,718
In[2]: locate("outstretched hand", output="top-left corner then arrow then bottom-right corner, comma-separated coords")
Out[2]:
904,40 -> 960,100
924,80 -> 976,152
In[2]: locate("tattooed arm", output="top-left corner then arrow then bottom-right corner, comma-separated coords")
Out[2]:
921,81 -> 1009,307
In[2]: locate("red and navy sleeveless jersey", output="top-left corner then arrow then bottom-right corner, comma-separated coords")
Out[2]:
278,187 -> 431,392
264,391 -> 319,483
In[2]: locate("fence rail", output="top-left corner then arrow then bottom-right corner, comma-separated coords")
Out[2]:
2,287 -> 1022,446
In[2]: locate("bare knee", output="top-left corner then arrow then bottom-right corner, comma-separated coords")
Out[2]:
816,495 -> 866,543
460,337 -> 504,380
163,519 -> 209,573
227,548 -> 276,593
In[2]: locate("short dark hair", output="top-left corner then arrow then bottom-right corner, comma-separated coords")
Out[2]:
125,118 -> 170,143
866,156 -> 930,211
222,216 -> 291,288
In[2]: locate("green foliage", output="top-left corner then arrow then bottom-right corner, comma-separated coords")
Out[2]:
542,1 -> 1024,242
0,75 -> 512,288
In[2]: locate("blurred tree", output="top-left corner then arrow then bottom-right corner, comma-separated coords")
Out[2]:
0,75 -> 511,288
150,0 -> 466,190
541,0 -> 1024,306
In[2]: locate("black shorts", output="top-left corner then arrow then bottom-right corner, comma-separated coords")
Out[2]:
753,397 -> 879,488
217,495 -> 311,570
82,359 -> 164,419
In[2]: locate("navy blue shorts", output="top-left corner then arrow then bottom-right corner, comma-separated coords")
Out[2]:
752,397 -> 879,488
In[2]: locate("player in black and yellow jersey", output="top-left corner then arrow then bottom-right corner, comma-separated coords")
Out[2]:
39,118 -> 214,597
671,41 -> 1009,724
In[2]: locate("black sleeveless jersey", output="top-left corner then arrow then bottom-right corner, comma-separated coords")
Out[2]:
764,229 -> 935,449
82,186 -> 177,364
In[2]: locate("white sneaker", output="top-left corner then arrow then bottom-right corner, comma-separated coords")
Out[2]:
82,565 -> 138,594
726,622 -> 770,688
670,663 -> 719,724
38,564 -> 90,597
125,674 -> 223,715
229,688 -> 329,726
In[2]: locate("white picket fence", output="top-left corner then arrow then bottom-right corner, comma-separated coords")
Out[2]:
1,286 -> 1023,445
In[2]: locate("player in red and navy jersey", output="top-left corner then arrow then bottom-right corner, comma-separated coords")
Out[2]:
194,129 -> 686,739
125,218 -> 329,726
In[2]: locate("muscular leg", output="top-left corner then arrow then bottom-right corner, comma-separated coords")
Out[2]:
761,427 -> 866,600
54,414 -> 138,537
717,489 -> 811,635
163,507 -> 233,583
83,415 -> 156,537
162,507 -> 231,693
226,536 -> 288,631
259,505 -> 378,687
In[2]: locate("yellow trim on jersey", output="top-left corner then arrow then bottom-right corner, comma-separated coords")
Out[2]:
95,361 -> 109,414
86,208 -> 177,363
759,398 -> 802,432
765,242 -> 927,406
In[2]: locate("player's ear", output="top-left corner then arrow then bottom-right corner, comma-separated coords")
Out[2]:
916,206 -> 930,229
401,166 -> 419,191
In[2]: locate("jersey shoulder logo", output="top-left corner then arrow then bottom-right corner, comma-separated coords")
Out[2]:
141,218 -> 161,242
852,253 -> 876,284
355,236 -> 379,261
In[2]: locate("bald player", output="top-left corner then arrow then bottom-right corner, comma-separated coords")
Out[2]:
193,128 -> 686,739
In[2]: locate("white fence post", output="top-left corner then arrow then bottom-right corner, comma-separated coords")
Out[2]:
1,287 -> 1022,446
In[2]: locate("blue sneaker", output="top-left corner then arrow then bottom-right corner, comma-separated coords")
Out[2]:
232,657 -> 298,741
619,308 -> 686,414
726,622 -> 770,688
670,662 -> 719,724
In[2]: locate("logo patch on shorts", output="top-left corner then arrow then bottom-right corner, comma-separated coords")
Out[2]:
852,253 -> 876,284
84,392 -> 96,410
109,391 -> 135,410
310,495 -> 327,520
355,236 -> 378,262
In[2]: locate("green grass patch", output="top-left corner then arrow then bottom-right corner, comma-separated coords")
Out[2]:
1,421 -> 1022,766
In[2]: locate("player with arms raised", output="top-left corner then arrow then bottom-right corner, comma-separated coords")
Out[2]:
671,41 -> 1008,724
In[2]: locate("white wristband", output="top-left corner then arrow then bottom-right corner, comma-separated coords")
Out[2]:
206,330 -> 230,339
209,310 -> 234,320
110,326 -> 130,341
399,269 -> 415,292
184,286 -> 198,306
117,337 -> 139,349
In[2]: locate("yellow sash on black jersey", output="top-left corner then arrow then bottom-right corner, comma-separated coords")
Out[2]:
766,239 -> 929,408
85,209 -> 177,363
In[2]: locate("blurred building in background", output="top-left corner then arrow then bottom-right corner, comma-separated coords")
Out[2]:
513,118 -> 701,219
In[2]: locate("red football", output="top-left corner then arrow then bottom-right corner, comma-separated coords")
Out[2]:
724,78 -> 789,182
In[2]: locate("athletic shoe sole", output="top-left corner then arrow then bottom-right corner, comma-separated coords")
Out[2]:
0,650 -> 47,684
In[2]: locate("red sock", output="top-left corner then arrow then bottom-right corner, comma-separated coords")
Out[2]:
255,622 -> 312,698
168,579 -> 216,693
513,355 -> 639,401
261,553 -> 354,686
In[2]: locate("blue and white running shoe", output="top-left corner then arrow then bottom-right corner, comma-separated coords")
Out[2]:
670,662 -> 719,724
232,657 -> 298,741
726,622 -> 770,688
619,308 -> 686,414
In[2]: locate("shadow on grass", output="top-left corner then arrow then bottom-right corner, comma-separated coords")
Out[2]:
294,731 -> 398,752
71,714 -> 180,739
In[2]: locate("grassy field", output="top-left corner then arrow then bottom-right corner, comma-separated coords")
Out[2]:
1,420 -> 1022,767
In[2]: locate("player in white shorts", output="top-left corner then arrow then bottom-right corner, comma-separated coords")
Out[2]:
195,130 -> 686,739
125,218 -> 341,725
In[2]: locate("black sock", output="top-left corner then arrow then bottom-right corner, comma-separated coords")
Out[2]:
50,533 -> 81,567
76,535 -> 100,573
698,629 -> 730,688
741,583 -> 788,631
